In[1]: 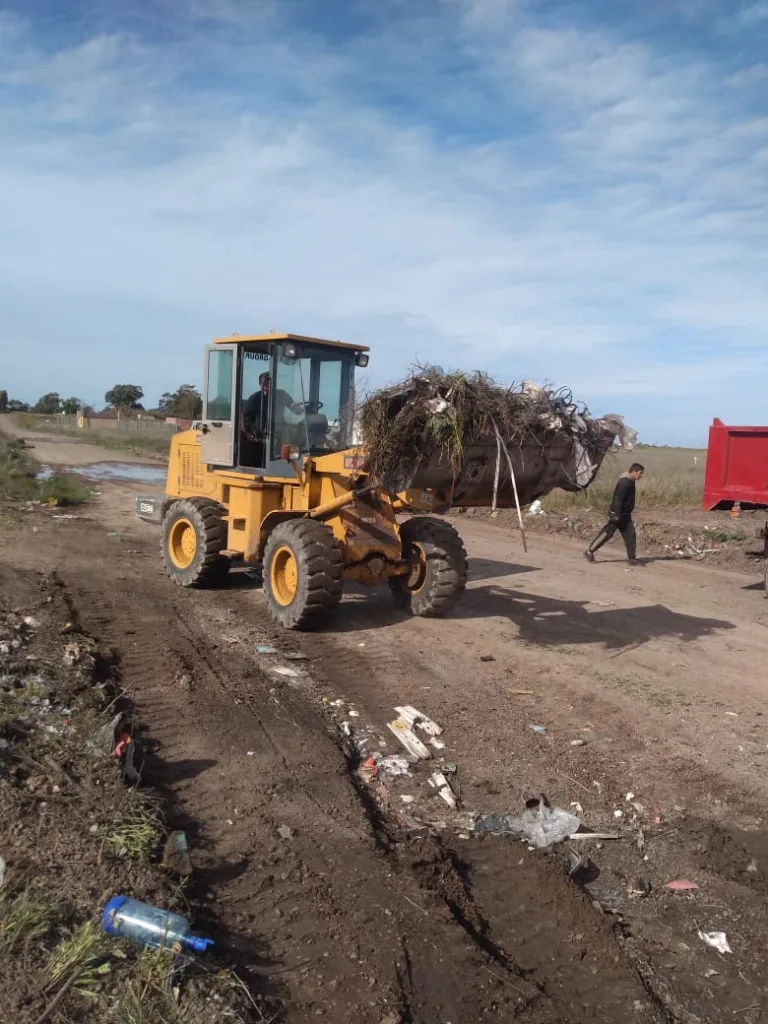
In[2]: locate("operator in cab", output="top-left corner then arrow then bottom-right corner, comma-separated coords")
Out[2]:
240,372 -> 303,467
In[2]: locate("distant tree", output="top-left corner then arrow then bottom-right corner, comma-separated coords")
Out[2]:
0,390 -> 8,414
159,384 -> 203,420
33,393 -> 62,415
105,384 -> 144,411
7,399 -> 30,413
61,397 -> 81,415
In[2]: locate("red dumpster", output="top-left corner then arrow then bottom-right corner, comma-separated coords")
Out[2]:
703,419 -> 768,510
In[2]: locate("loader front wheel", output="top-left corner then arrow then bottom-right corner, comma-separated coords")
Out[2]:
263,519 -> 343,630
390,517 -> 468,617
162,499 -> 230,588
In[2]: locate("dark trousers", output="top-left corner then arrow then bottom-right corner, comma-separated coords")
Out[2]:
588,515 -> 636,560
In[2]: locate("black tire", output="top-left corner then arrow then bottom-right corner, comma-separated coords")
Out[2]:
390,517 -> 468,617
162,499 -> 230,588
263,519 -> 343,630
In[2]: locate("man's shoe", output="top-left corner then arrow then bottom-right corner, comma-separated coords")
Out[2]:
584,550 -> 595,563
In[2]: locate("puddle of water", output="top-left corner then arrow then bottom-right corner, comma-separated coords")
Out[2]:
37,462 -> 167,485
74,462 -> 168,484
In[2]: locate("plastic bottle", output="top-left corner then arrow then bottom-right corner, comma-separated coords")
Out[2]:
102,896 -> 213,953
731,502 -> 741,519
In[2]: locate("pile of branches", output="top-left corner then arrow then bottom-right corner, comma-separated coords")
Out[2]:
360,366 -> 626,491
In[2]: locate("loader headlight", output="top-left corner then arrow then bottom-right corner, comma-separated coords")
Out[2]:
356,352 -> 369,368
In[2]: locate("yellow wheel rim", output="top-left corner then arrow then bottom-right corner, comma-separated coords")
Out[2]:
406,543 -> 428,593
169,517 -> 198,570
271,545 -> 299,606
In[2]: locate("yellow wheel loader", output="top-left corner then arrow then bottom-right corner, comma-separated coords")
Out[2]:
136,334 -> 468,630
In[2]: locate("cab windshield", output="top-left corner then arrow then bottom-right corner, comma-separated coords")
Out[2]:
271,343 -> 356,457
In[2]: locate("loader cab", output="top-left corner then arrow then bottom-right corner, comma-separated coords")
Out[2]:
201,334 -> 368,475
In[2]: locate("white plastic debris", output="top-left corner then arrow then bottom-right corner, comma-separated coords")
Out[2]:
520,804 -> 581,849
527,500 -> 545,516
394,706 -> 443,737
272,666 -> 299,678
698,931 -> 732,955
387,718 -> 432,760
23,617 -> 41,629
378,754 -> 411,776
429,771 -> 457,809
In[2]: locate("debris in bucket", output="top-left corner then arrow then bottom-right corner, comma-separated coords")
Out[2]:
360,367 -> 635,500
697,931 -> 732,954
102,896 -> 213,953
163,831 -> 193,876
665,879 -> 699,891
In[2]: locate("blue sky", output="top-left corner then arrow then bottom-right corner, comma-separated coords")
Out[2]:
1,0 -> 766,445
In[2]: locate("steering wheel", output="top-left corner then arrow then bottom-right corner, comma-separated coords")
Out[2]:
294,401 -> 324,414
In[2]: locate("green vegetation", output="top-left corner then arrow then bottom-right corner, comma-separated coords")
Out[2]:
0,887 -> 63,955
0,437 -> 95,506
102,794 -> 164,863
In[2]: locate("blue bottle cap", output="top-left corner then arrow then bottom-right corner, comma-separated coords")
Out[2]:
188,936 -> 214,953
102,895 -> 129,935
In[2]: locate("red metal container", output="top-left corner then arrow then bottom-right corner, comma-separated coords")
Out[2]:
703,418 -> 768,510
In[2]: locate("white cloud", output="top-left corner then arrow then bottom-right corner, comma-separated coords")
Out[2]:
0,5 -> 766,445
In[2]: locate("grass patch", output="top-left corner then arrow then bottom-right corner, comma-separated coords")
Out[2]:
102,795 -> 165,863
541,445 -> 707,512
122,950 -> 179,1024
46,920 -> 110,997
0,887 -> 63,955
0,437 -> 94,507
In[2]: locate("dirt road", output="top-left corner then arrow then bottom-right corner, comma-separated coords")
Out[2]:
3,426 -> 768,1024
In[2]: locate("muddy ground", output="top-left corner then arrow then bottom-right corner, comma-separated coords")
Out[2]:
2,423 -> 768,1023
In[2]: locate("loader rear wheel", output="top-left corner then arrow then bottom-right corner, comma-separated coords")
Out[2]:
390,517 -> 468,617
263,519 -> 343,630
162,499 -> 230,588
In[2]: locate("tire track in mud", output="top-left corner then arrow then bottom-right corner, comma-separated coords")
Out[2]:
8,517 -> 664,1023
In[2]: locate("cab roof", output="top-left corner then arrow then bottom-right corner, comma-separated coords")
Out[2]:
212,332 -> 369,353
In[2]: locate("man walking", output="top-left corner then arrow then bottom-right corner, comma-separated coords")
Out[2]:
584,463 -> 645,565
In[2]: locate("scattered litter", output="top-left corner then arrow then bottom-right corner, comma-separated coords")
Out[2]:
400,795 -> 415,804
569,832 -> 620,841
664,880 -> 699,891
255,644 -> 278,655
747,858 -> 758,874
348,709 -> 360,718
221,636 -> 240,644
570,802 -> 584,814
474,813 -> 527,839
22,616 -> 40,629
613,810 -> 623,819
429,771 -> 457,809
277,824 -> 294,840
102,896 -> 213,953
570,739 -> 587,747
521,802 -> 580,849
272,666 -> 299,678
429,737 -> 446,750
378,754 -> 412,777
625,792 -> 635,802
358,757 -> 379,783
163,831 -> 193,876
704,969 -> 720,978
480,655 -> 496,663
107,532 -> 119,537
632,802 -> 646,815
0,855 -> 5,887
628,877 -> 651,900
510,689 -> 536,695
725,712 -> 738,717
529,724 -> 547,734
394,705 -> 443,737
51,513 -> 80,520
387,718 -> 432,760
698,930 -> 732,955
284,652 -> 309,661
247,751 -> 255,757
528,499 -> 545,516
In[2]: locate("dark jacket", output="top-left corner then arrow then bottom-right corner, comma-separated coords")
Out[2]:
610,473 -> 636,518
